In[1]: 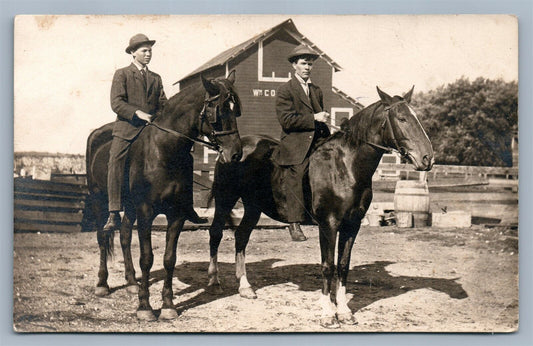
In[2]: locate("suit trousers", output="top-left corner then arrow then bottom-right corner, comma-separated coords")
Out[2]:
284,156 -> 310,223
107,136 -> 131,212
106,135 -> 197,214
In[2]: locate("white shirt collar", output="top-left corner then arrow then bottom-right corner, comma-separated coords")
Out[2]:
132,60 -> 147,72
294,73 -> 311,86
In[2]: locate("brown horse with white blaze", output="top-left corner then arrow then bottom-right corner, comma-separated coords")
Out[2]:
207,86 -> 433,328
84,71 -> 242,321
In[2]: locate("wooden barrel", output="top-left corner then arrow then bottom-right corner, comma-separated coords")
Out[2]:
396,211 -> 413,228
394,180 -> 430,227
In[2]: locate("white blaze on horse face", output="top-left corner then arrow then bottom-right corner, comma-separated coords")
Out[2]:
217,151 -> 226,164
229,100 -> 235,111
407,105 -> 431,142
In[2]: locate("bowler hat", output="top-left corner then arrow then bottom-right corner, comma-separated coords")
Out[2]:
125,33 -> 156,54
287,44 -> 319,62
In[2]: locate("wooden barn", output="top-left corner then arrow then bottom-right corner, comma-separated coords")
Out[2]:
175,18 -> 363,168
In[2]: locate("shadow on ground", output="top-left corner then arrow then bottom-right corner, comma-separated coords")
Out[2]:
144,259 -> 467,314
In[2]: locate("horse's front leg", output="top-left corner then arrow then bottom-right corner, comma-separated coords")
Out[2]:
335,219 -> 360,325
159,213 -> 185,320
207,213 -> 224,293
318,222 -> 340,329
120,206 -> 138,294
350,186 -> 372,219
235,206 -> 261,299
95,199 -> 112,297
135,204 -> 156,321
95,227 -> 113,296
207,199 -> 237,294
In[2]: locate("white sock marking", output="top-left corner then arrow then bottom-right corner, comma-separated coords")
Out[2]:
336,284 -> 351,315
319,293 -> 336,317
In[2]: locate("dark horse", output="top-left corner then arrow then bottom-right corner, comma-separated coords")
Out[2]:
207,87 -> 434,328
84,71 -> 242,321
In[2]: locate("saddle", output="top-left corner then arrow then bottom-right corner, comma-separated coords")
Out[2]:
269,143 -> 320,226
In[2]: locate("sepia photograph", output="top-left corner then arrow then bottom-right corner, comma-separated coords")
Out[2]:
13,14 -> 518,333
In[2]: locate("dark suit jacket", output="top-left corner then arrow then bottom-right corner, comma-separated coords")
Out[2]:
274,76 -> 330,166
110,63 -> 167,140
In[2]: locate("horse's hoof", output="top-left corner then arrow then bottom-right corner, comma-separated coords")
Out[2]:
136,309 -> 157,321
206,283 -> 224,295
239,287 -> 257,299
126,284 -> 139,294
337,312 -> 358,325
320,316 -> 341,329
95,286 -> 110,297
159,308 -> 179,320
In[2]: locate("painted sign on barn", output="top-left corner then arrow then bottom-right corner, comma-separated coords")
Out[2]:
174,19 -> 363,167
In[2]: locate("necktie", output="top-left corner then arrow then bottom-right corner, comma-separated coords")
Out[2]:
140,69 -> 147,86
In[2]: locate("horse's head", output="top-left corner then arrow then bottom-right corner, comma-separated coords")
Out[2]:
376,86 -> 434,171
200,70 -> 243,163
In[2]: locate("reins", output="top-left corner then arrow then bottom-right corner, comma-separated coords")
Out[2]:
148,90 -> 239,153
328,100 -> 407,157
148,122 -> 220,151
289,99 -> 409,224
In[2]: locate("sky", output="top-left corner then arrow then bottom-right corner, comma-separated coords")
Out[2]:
13,14 -> 518,154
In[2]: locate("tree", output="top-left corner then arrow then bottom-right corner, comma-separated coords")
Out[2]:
411,77 -> 518,166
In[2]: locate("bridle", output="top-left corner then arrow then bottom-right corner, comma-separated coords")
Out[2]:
200,91 -> 240,146
149,86 -> 240,153
365,100 -> 409,159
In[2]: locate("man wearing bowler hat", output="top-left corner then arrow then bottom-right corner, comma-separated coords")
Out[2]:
275,44 -> 331,241
103,33 -> 206,231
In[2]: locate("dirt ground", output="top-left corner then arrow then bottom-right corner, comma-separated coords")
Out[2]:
13,221 -> 518,333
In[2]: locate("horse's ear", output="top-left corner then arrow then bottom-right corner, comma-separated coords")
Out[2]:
201,75 -> 219,95
227,70 -> 236,84
376,86 -> 393,105
403,85 -> 415,103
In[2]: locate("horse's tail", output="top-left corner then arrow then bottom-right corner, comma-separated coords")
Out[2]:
81,193 -> 95,232
206,185 -> 215,208
206,162 -> 242,228
97,229 -> 115,259
82,129 -> 97,232
82,123 -> 114,232
106,230 -> 115,258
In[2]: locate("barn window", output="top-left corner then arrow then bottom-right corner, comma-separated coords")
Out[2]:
258,33 -> 298,82
331,107 -> 354,132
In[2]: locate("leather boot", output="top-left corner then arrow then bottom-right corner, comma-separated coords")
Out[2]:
103,212 -> 122,231
186,208 -> 208,224
289,223 -> 307,242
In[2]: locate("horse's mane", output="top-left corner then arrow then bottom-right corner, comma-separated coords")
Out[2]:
158,79 -> 205,119
332,95 -> 404,147
158,76 -> 241,121
327,101 -> 384,147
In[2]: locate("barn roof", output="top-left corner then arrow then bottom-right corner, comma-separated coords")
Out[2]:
174,18 -> 342,85
332,86 -> 365,109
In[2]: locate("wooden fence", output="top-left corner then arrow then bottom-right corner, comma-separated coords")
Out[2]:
376,163 -> 518,181
14,177 -> 87,233
13,163 -> 215,233
13,162 -> 518,233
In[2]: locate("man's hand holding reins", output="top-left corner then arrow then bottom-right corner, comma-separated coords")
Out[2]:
314,111 -> 330,123
135,110 -> 153,123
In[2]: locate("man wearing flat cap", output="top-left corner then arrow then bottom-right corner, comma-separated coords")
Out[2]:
104,33 -> 205,231
275,44 -> 331,241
